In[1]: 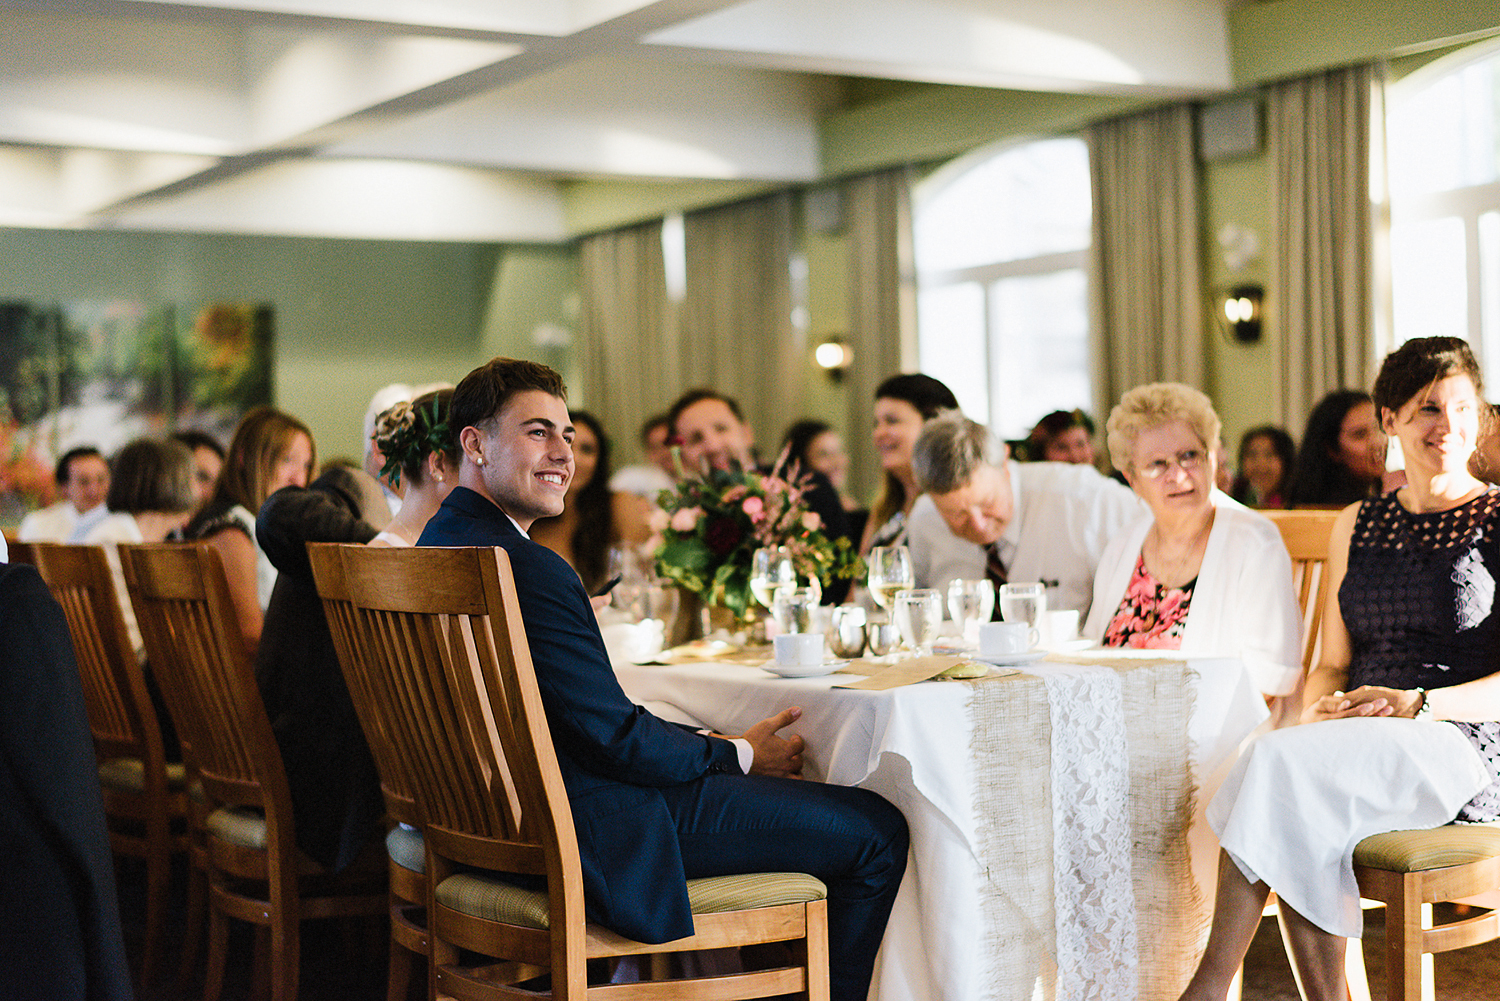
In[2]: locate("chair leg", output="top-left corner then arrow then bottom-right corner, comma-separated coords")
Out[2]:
1383,876 -> 1423,1001
204,901 -> 231,1001
139,844 -> 170,989
179,856 -> 208,989
268,879 -> 300,1001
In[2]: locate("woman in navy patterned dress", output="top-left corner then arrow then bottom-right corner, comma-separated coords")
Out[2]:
1179,337 -> 1500,1001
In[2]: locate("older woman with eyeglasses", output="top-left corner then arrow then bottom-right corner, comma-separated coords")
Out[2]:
1083,383 -> 1303,703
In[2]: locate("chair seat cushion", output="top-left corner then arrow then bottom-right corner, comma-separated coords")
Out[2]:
206,807 -> 267,850
1354,824 -> 1500,873
386,824 -> 424,874
436,871 -> 828,931
98,757 -> 187,794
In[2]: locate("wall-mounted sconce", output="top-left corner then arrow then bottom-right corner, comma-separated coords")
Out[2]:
813,337 -> 853,381
1219,284 -> 1263,344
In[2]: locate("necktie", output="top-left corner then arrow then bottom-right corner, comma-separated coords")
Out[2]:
985,542 -> 1007,619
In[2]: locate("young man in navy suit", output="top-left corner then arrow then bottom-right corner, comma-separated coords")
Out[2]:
419,358 -> 907,1001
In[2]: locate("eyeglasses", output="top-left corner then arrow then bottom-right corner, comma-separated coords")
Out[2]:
1136,449 -> 1205,480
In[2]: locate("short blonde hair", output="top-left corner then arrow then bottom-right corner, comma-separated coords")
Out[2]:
1106,383 -> 1222,474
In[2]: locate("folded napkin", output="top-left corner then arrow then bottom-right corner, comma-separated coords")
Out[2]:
835,654 -> 1001,690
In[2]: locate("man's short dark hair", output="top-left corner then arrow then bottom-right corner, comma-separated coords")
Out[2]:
667,389 -> 745,438
55,446 -> 103,486
451,357 -> 567,437
912,412 -> 991,494
170,429 -> 226,460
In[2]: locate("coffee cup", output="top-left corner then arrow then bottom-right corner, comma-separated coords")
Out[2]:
774,632 -> 825,667
978,621 -> 1032,659
1039,609 -> 1080,648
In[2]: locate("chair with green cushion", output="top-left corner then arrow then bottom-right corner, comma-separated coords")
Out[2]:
335,543 -> 831,1001
1354,825 -> 1500,1001
120,542 -> 387,1001
32,541 -> 189,990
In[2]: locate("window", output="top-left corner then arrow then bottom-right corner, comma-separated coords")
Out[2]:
913,137 -> 1092,438
1387,43 -> 1500,383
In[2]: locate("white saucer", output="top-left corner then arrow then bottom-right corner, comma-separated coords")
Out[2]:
972,650 -> 1047,667
761,659 -> 850,678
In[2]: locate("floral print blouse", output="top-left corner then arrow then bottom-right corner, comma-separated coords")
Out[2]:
1102,553 -> 1196,649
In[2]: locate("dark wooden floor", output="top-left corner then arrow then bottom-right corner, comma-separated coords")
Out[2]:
117,854 -> 1500,1000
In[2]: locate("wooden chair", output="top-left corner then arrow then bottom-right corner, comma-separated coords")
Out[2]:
32,541 -> 188,990
307,542 -> 430,1001
1263,508 -> 1341,672
119,542 -> 387,1001
335,543 -> 830,1001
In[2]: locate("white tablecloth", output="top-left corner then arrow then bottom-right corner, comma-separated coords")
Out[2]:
614,649 -> 1268,1001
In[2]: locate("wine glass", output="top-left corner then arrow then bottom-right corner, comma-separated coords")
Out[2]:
998,582 -> 1047,648
750,546 -> 794,610
946,578 -> 995,646
866,547 -> 914,612
894,588 -> 944,656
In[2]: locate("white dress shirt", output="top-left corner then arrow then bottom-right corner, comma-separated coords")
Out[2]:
908,460 -> 1145,619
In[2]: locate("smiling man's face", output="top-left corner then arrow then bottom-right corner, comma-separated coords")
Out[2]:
463,389 -> 575,530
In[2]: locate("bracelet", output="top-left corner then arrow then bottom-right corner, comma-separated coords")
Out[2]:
1413,688 -> 1432,719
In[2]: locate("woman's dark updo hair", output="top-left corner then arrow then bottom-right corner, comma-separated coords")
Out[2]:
875,373 -> 960,419
1373,336 -> 1485,418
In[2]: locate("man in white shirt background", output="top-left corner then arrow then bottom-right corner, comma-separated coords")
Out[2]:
908,412 -> 1143,618
19,446 -> 111,543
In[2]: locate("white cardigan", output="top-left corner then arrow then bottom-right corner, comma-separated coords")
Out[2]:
1083,501 -> 1303,697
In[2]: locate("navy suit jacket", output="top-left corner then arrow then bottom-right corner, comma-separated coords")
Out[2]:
419,487 -> 741,942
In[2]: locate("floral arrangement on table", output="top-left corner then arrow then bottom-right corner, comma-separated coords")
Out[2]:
653,452 -> 863,620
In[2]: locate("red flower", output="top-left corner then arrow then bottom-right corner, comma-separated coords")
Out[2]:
705,515 -> 745,557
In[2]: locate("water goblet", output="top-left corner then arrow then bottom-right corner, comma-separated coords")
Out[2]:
894,588 -> 944,657
998,582 -> 1047,648
827,606 -> 868,659
946,578 -> 995,645
867,546 -> 914,611
772,586 -> 820,634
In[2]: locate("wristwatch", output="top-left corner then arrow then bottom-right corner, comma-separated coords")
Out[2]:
1413,688 -> 1432,719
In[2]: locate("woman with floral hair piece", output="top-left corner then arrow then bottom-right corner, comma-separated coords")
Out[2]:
367,389 -> 459,547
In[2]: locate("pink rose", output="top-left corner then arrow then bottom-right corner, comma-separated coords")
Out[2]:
742,496 -> 765,520
801,511 -> 821,531
670,507 -> 702,532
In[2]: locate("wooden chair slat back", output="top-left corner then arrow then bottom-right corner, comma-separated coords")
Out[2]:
309,543 -> 421,825
32,542 -> 156,760
120,543 -> 288,814
337,545 -> 575,871
1263,509 -> 1340,672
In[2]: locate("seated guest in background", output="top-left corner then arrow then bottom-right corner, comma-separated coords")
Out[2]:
910,412 -> 1142,617
670,388 -> 852,602
609,412 -> 678,498
182,406 -> 316,657
18,445 -> 111,543
1084,384 -> 1302,703
85,438 -> 200,655
1025,408 -> 1098,466
255,464 -> 389,870
1179,336 -> 1500,1001
1230,425 -> 1295,508
170,429 -> 226,507
362,382 -> 416,516
783,418 -> 866,545
1286,389 -> 1386,507
366,389 -> 460,547
1469,402 -> 1500,485
531,410 -> 653,593
421,358 -> 908,1001
0,559 -> 133,1001
861,373 -> 961,552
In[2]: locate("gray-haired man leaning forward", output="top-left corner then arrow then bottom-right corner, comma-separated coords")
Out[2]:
906,411 -> 1142,619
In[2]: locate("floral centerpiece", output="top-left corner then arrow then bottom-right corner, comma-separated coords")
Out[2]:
653,453 -> 863,620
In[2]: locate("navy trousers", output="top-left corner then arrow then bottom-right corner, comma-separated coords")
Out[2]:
658,774 -> 909,1001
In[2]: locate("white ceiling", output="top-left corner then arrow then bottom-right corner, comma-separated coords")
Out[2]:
0,0 -> 1243,240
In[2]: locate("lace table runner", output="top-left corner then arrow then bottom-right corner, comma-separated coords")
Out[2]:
968,657 -> 1204,1001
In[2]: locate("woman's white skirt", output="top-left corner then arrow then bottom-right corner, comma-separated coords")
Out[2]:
1207,716 -> 1491,937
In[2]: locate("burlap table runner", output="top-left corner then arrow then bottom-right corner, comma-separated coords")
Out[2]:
968,657 -> 1210,1000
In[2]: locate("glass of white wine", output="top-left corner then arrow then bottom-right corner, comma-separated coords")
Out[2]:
866,546 -> 914,613
998,582 -> 1047,648
894,588 -> 944,657
750,546 -> 795,610
946,578 -> 995,646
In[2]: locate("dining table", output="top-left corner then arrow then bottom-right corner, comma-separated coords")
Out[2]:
611,644 -> 1270,1001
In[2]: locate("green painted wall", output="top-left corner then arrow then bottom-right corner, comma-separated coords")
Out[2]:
0,227 -> 579,462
